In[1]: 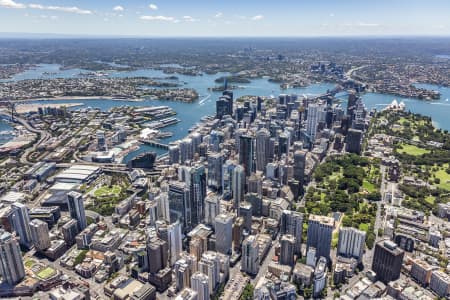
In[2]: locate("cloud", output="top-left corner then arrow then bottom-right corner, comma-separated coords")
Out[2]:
140,15 -> 175,22
113,5 -> 124,12
214,12 -> 223,18
251,15 -> 264,21
357,22 -> 380,27
0,0 -> 26,9
149,4 -> 158,10
28,4 -> 93,14
183,16 -> 199,22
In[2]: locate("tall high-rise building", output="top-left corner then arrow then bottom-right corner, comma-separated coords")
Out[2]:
222,160 -> 236,200
168,221 -> 183,266
62,219 -> 79,246
306,103 -> 326,142
188,165 -> 207,228
169,181 -> 191,230
293,150 -> 307,186
216,94 -> 233,119
239,135 -> 254,176
96,130 -> 106,151
306,215 -> 334,263
29,219 -> 51,251
280,234 -> 296,266
157,192 -> 170,223
11,203 -> 32,248
204,194 -> 220,226
174,253 -> 198,291
67,191 -> 87,231
191,272 -> 210,300
198,251 -> 221,293
214,214 -> 233,255
147,237 -> 168,274
174,259 -> 190,292
190,132 -> 202,156
256,128 -> 270,172
346,129 -> 363,154
337,227 -> 366,263
313,257 -> 328,298
247,173 -> 263,197
280,210 -> 303,255
232,165 -> 245,210
241,235 -> 259,275
180,138 -> 193,164
0,230 -> 25,285
207,152 -> 223,192
169,144 -> 180,164
372,240 -> 404,284
238,202 -> 252,233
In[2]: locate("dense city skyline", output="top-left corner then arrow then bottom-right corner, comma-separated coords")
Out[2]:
0,0 -> 449,37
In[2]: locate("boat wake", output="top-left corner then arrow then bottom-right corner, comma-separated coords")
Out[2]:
198,94 -> 211,105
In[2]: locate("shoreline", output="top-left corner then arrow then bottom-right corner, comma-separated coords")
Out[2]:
11,96 -> 144,103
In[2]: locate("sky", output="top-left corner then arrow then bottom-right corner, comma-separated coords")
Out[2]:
0,0 -> 449,37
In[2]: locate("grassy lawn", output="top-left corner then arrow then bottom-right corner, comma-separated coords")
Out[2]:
37,267 -> 56,280
435,168 -> 450,191
398,144 -> 431,156
25,259 -> 35,268
359,223 -> 369,232
362,180 -> 377,193
93,185 -> 122,198
425,195 -> 435,205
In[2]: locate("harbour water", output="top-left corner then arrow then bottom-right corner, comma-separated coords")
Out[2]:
0,120 -> 13,145
3,64 -> 450,162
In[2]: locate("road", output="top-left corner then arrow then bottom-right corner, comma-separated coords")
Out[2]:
0,111 -> 52,165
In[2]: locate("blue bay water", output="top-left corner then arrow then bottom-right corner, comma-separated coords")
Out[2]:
3,64 -> 450,161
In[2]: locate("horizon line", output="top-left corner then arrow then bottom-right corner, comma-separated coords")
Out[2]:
1,32 -> 450,39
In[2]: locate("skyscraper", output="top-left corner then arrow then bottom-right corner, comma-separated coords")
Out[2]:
346,129 -> 363,154
372,240 -> 404,284
169,144 -> 180,164
157,192 -> 170,223
207,152 -> 223,192
191,272 -> 210,300
147,237 -> 168,274
169,181 -> 191,230
241,235 -> 259,275
67,191 -> 87,231
232,165 -> 245,210
214,214 -> 233,255
29,219 -> 51,251
280,234 -> 296,266
0,229 -> 25,285
293,150 -> 307,186
280,210 -> 304,255
238,202 -> 252,233
198,251 -> 221,293
306,103 -> 326,142
11,203 -> 33,249
256,128 -> 270,172
204,194 -> 220,226
313,257 -> 328,298
221,160 -> 236,200
306,214 -> 334,263
188,165 -> 207,228
168,221 -> 183,266
239,135 -> 254,176
180,138 -> 193,164
337,227 -> 366,263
